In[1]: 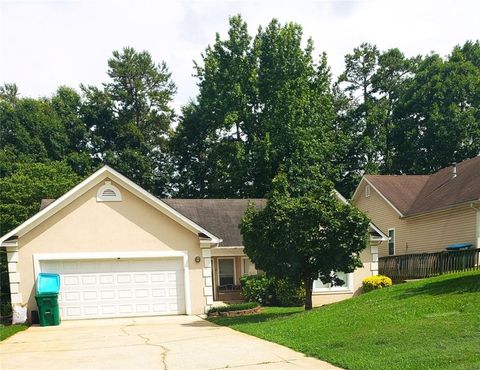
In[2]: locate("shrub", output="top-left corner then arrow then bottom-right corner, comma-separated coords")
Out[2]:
362,275 -> 393,292
240,275 -> 305,306
272,278 -> 305,306
208,302 -> 258,314
240,275 -> 274,305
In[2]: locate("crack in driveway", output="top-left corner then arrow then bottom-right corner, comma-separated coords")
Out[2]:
137,333 -> 169,370
121,325 -> 169,370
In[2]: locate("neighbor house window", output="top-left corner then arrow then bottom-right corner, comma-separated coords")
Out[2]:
218,258 -> 235,287
365,184 -> 371,197
241,257 -> 257,276
388,228 -> 395,255
313,271 -> 353,293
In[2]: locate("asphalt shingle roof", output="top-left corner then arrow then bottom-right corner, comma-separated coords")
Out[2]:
162,199 -> 266,246
365,156 -> 480,216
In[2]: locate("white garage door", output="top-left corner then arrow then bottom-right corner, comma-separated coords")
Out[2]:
40,258 -> 186,320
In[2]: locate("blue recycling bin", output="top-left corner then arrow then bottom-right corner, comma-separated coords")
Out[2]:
446,243 -> 473,251
446,243 -> 475,270
36,273 -> 61,326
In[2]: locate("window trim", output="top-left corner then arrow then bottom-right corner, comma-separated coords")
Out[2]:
217,257 -> 236,287
388,228 -> 396,256
312,272 -> 354,294
241,257 -> 257,276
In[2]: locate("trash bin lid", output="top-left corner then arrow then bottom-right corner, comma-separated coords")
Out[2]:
36,273 -> 60,294
446,243 -> 473,250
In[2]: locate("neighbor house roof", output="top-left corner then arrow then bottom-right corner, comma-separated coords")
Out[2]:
162,199 -> 266,247
357,156 -> 480,217
405,156 -> 480,216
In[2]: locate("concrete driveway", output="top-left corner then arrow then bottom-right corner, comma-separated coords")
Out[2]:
0,315 -> 339,370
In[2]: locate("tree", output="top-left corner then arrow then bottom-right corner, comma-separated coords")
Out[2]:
0,83 -> 19,106
0,95 -> 70,176
82,47 -> 177,195
338,43 -> 381,174
0,161 -> 81,235
171,16 -> 338,198
240,173 -> 370,310
392,41 -> 480,173
51,86 -> 93,176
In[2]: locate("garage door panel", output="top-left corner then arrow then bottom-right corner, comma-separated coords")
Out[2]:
40,258 -> 186,320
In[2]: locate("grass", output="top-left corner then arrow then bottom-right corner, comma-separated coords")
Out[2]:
209,270 -> 480,370
0,324 -> 28,341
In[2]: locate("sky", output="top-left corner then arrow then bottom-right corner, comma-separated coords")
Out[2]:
1,0 -> 479,110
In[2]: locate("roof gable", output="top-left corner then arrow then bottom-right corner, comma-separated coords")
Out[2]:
363,175 -> 430,215
353,156 -> 480,217
0,166 -> 221,245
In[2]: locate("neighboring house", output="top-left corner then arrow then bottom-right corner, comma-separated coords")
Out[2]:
0,166 -> 386,321
353,156 -> 480,258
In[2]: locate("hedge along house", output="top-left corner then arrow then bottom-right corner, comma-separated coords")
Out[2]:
1,166 -> 387,321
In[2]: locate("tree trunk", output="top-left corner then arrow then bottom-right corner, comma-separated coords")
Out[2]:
303,277 -> 313,310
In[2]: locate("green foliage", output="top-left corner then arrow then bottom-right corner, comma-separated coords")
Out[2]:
0,162 -> 81,235
391,41 -> 480,174
82,47 -> 176,195
272,277 -> 305,307
0,252 -> 10,316
207,302 -> 258,314
336,40 -> 480,196
240,275 -> 274,305
362,275 -> 393,292
240,275 -> 305,306
241,173 -> 370,310
209,271 -> 480,370
171,16 -> 337,198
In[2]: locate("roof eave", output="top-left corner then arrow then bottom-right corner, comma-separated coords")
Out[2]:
404,198 -> 480,219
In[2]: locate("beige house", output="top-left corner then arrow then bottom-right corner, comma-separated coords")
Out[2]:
353,156 -> 480,258
1,166 -> 386,321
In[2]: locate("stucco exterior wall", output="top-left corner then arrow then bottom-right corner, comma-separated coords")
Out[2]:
16,179 -> 207,316
354,180 -> 478,257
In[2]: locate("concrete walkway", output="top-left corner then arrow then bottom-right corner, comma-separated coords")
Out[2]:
0,315 -> 340,369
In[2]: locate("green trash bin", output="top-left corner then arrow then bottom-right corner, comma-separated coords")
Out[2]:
35,273 -> 61,327
35,293 -> 61,326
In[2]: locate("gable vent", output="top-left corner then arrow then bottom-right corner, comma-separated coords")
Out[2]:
365,184 -> 371,198
96,181 -> 122,202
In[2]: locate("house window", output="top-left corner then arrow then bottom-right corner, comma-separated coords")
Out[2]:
218,258 -> 235,287
241,257 -> 257,276
365,184 -> 371,198
388,228 -> 395,255
313,271 -> 353,293
96,181 -> 122,202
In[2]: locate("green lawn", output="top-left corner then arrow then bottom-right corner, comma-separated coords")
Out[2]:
209,270 -> 480,370
0,324 -> 28,341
